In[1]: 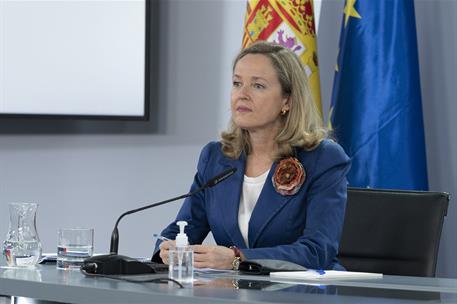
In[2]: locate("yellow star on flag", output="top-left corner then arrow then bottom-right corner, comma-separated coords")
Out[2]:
344,0 -> 361,27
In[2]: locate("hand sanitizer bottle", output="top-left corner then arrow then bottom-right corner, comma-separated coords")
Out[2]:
168,221 -> 193,285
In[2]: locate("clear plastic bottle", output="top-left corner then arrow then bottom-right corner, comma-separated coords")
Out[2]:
168,221 -> 193,285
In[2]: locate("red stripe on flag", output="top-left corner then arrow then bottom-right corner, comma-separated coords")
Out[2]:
275,3 -> 301,33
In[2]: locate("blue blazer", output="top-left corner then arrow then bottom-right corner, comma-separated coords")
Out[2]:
156,140 -> 351,270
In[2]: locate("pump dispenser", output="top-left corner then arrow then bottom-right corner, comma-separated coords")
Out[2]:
175,221 -> 188,248
168,221 -> 193,285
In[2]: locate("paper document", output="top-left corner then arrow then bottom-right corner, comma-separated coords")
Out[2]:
270,270 -> 383,281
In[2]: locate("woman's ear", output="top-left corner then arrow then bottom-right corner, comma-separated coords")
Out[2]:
282,95 -> 290,112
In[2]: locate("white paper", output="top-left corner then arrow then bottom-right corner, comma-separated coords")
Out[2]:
270,270 -> 383,281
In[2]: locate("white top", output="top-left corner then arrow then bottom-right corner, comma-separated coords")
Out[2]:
238,170 -> 270,247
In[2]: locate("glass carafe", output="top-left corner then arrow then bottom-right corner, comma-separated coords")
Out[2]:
2,203 -> 42,267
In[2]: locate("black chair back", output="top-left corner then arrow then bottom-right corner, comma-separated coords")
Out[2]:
338,187 -> 449,277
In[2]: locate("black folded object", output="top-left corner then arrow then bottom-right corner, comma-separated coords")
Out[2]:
81,254 -> 168,275
239,259 -> 307,275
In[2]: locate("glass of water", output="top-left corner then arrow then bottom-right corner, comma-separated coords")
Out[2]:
57,228 -> 94,270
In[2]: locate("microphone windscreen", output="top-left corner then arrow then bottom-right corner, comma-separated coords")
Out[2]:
206,167 -> 237,188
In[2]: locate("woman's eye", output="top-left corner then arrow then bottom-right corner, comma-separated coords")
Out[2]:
232,81 -> 241,87
253,83 -> 265,89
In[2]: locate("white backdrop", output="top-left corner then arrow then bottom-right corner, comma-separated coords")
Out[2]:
0,0 -> 145,116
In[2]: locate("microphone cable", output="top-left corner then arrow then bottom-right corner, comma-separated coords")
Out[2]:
80,267 -> 184,288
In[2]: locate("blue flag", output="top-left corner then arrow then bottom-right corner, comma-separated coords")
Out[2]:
330,0 -> 428,190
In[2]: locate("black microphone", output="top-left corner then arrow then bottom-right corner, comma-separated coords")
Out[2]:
81,167 -> 236,275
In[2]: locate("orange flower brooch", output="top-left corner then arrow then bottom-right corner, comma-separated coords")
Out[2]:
272,157 -> 306,196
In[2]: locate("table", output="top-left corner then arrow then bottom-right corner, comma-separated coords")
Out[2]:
1,265 -> 456,303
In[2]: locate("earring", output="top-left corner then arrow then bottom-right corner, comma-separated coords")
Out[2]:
281,109 -> 288,115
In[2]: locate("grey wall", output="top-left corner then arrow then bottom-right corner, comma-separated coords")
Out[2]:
415,0 -> 457,278
0,0 -> 455,278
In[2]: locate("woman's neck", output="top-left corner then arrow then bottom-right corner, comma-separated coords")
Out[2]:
248,129 -> 277,159
245,129 -> 277,177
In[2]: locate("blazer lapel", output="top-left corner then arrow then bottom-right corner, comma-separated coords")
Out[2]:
248,162 -> 293,248
216,154 -> 247,248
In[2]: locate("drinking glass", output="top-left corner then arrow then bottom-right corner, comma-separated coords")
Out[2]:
57,228 -> 94,270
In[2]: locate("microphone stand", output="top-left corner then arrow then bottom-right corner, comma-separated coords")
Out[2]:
109,188 -> 203,254
82,167 -> 236,275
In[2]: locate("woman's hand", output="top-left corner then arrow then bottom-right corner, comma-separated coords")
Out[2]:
159,240 -> 176,265
192,245 -> 235,269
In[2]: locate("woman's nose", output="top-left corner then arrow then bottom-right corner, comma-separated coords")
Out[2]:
236,84 -> 250,99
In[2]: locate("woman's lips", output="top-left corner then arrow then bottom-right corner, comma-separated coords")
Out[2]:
236,106 -> 252,112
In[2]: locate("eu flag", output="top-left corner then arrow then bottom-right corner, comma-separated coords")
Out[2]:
330,0 -> 428,190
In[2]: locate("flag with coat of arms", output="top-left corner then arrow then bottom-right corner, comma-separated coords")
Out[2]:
241,0 -> 322,117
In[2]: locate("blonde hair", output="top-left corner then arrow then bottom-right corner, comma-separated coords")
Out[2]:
221,41 -> 328,160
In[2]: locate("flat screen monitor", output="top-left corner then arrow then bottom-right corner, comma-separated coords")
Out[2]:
0,0 -> 149,119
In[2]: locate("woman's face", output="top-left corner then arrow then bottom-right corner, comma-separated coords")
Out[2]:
231,54 -> 289,133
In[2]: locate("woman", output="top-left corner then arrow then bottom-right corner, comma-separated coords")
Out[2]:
153,41 -> 351,270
